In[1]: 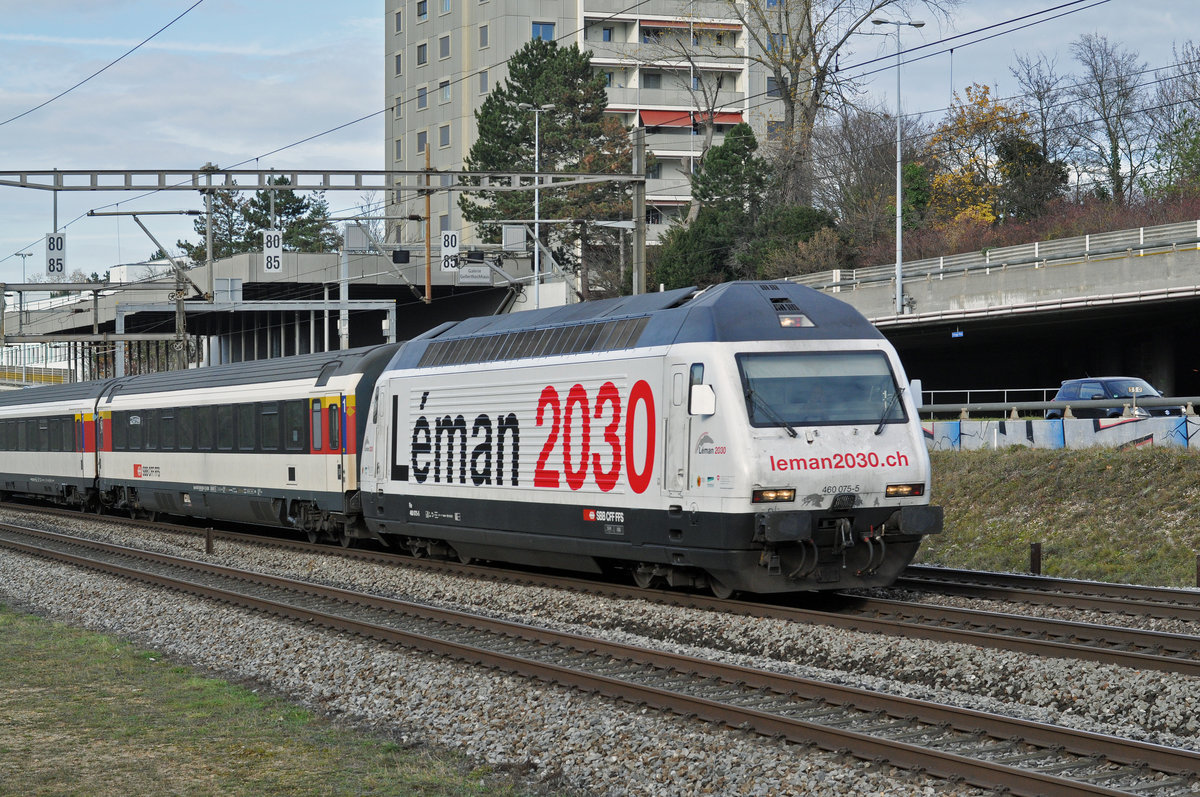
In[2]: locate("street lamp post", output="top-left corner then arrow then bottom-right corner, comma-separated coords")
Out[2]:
518,102 -> 555,309
15,251 -> 32,382
872,18 -> 924,316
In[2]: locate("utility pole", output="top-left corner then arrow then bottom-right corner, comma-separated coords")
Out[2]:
632,127 -> 647,295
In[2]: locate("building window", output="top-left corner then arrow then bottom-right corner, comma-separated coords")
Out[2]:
643,72 -> 662,89
479,24 -> 488,47
478,70 -> 488,94
417,86 -> 427,108
394,138 -> 404,160
394,95 -> 403,117
601,71 -> 613,87
766,120 -> 786,142
417,43 -> 427,65
394,11 -> 402,33
441,0 -> 450,11
439,125 -> 450,147
416,0 -> 427,20
439,215 -> 450,234
769,33 -> 788,53
439,35 -> 450,59
642,27 -> 663,44
602,27 -> 613,42
417,130 -> 427,153
532,21 -> 554,41
646,162 -> 662,179
646,206 -> 663,225
440,80 -> 450,102
394,53 -> 403,75
767,76 -> 781,98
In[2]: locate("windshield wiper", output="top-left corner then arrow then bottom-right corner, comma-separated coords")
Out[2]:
746,388 -> 797,438
874,386 -> 904,436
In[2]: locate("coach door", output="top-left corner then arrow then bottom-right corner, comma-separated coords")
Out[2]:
664,364 -> 689,497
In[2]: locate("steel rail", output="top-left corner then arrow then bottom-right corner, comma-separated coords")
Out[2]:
900,565 -> 1200,622
2,524 -> 1197,796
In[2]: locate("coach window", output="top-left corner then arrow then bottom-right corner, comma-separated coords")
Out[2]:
17,419 -> 27,451
260,403 -> 280,451
144,409 -> 159,451
177,407 -> 194,450
66,417 -> 76,451
37,419 -> 49,451
237,404 -> 256,451
128,415 -> 143,450
49,418 -> 63,452
112,412 -> 126,450
311,400 -> 323,450
217,406 -> 234,450
196,406 -> 214,451
161,410 -> 176,450
284,401 -> 305,451
329,402 -> 341,451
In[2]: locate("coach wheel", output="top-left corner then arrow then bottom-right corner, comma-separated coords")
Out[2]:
306,531 -> 320,544
708,575 -> 734,600
632,567 -> 656,589
146,511 -> 158,523
339,531 -> 355,549
455,549 -> 474,565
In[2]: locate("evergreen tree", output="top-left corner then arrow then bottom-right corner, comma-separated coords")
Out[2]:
460,38 -> 622,268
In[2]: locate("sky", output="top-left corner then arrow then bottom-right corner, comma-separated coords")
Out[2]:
0,0 -> 1193,281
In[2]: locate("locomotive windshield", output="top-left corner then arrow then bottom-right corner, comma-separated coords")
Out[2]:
737,351 -> 908,428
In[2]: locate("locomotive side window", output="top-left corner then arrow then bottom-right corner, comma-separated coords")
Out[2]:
237,404 -> 256,451
311,400 -> 323,450
737,351 -> 906,427
260,403 -> 280,451
329,402 -> 341,450
217,406 -> 234,450
284,401 -> 305,451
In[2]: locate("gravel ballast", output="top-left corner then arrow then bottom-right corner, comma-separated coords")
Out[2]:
2,508 -> 1197,795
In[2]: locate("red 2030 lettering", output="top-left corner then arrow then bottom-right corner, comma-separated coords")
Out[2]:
535,380 -> 655,494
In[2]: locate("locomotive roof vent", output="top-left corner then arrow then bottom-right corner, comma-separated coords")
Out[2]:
768,295 -> 813,328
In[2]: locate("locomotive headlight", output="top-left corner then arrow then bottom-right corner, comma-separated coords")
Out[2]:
885,483 -> 925,498
753,488 -> 796,503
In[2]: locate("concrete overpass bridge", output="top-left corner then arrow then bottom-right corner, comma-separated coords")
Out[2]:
790,220 -> 1200,398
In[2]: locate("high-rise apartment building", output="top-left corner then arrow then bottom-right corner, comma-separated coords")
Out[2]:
384,0 -> 782,247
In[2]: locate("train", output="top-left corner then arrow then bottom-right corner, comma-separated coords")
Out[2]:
0,281 -> 941,597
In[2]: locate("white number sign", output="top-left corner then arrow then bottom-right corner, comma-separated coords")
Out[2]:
440,230 -> 459,271
45,232 -> 66,276
263,229 -> 283,273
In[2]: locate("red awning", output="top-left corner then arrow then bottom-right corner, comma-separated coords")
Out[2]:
640,110 -> 693,127
693,111 -> 744,125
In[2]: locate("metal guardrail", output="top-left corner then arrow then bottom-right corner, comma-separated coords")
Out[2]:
790,219 -> 1200,293
919,395 -> 1199,418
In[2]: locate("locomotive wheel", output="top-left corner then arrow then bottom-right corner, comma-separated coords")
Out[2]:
708,576 -> 734,600
632,568 -> 655,589
306,531 -> 320,544
339,531 -> 355,548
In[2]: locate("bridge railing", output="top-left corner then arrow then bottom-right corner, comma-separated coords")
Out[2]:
917,395 -> 1198,418
790,219 -> 1200,292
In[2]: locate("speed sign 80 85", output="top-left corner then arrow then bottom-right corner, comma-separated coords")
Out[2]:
45,233 -> 66,276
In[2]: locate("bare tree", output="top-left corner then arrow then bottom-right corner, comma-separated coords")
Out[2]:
711,0 -> 957,204
1010,52 -> 1081,172
1069,33 -> 1152,202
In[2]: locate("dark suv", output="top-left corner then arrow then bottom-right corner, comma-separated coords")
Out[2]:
1045,377 -> 1179,419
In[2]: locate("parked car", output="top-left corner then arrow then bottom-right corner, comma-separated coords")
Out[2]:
1045,377 -> 1180,419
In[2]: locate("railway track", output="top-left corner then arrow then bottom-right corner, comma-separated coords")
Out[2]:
2,520 -> 1198,797
898,564 -> 1200,623
3,502 -> 1200,679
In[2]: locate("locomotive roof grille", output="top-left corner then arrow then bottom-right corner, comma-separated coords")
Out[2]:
416,315 -> 651,368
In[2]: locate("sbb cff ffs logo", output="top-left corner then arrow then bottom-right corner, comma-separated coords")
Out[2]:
405,379 -> 657,494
